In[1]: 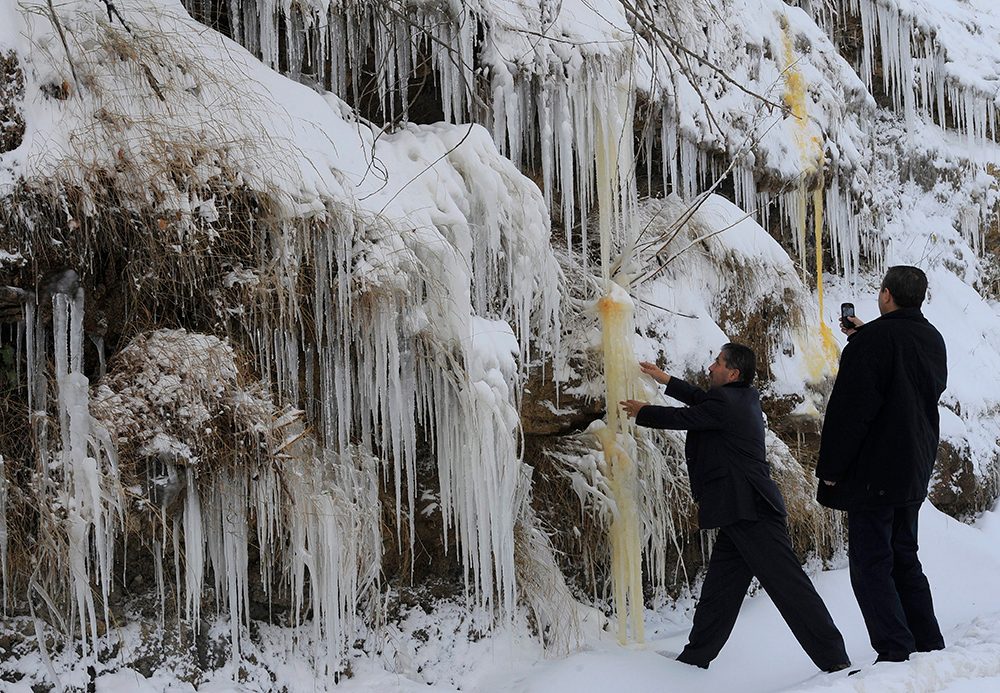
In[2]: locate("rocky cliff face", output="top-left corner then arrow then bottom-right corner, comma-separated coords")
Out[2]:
0,0 -> 997,687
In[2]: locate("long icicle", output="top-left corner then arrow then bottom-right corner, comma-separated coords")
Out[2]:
594,61 -> 645,646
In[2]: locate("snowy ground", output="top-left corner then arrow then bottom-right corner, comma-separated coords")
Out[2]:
493,503 -> 1000,693
22,500 -> 994,693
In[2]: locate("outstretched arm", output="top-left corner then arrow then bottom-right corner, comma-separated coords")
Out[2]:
663,377 -> 708,406
638,360 -> 708,405
620,399 -> 649,419
621,391 -> 725,431
639,361 -> 670,385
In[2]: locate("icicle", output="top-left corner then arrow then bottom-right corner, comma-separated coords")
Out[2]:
782,22 -> 838,380
595,287 -> 645,645
555,85 -> 575,247
89,334 -> 105,380
54,292 -> 83,638
49,286 -> 122,654
258,0 -> 279,70
679,139 -> 699,202
0,455 -> 7,612
204,470 -> 250,662
182,466 -> 204,627
25,297 -> 49,481
171,519 -> 182,631
811,179 -> 840,377
150,538 -> 164,627
662,108 -> 678,198
592,61 -> 646,644
733,165 -> 757,219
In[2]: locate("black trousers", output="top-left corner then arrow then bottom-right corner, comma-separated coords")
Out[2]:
678,512 -> 848,670
847,503 -> 944,661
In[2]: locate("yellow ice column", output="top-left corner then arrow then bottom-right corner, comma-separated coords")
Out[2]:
596,284 -> 645,645
782,27 -> 821,163
784,28 -> 817,277
592,70 -> 645,645
812,183 -> 840,374
783,25 -> 839,378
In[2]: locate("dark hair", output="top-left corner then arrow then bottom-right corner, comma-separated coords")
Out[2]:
881,265 -> 927,308
721,342 -> 756,385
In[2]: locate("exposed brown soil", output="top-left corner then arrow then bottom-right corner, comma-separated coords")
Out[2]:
930,439 -> 1000,520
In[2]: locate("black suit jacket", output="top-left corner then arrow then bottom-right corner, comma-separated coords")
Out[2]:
817,308 -> 947,509
636,378 -> 786,529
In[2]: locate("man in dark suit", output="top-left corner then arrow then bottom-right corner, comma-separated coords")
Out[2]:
621,343 -> 849,672
817,266 -> 947,663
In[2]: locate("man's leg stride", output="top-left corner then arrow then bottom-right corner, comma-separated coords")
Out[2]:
726,515 -> 850,671
677,529 -> 753,668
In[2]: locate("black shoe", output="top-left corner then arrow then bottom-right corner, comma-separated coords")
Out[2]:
874,653 -> 910,664
822,662 -> 851,673
675,654 -> 709,670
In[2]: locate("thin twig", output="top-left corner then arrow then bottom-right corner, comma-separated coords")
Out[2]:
99,0 -> 133,34
637,208 -> 757,286
621,0 -> 792,117
46,0 -> 81,95
631,295 -> 699,319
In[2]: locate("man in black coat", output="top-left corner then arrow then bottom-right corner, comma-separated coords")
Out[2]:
621,343 -> 849,672
817,266 -> 948,663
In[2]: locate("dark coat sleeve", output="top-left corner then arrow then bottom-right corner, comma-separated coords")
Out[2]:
635,390 -> 726,431
817,331 -> 892,482
663,377 -> 708,406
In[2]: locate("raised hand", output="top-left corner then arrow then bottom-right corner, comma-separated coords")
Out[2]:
638,361 -> 671,385
620,399 -> 648,418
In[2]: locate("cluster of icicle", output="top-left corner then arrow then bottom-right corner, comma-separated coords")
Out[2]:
3,206 -> 569,675
242,179 -> 564,630
8,285 -> 381,673
8,0 -> 999,677
807,0 -> 999,144
14,285 -> 124,657
187,0 -> 1000,276
3,139 -> 571,676
804,0 -> 998,258
179,0 -> 649,262
4,0 -> 577,672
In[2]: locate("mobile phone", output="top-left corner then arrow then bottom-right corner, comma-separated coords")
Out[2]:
840,302 -> 855,330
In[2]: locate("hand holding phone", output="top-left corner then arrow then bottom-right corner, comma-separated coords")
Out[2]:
840,303 -> 856,331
